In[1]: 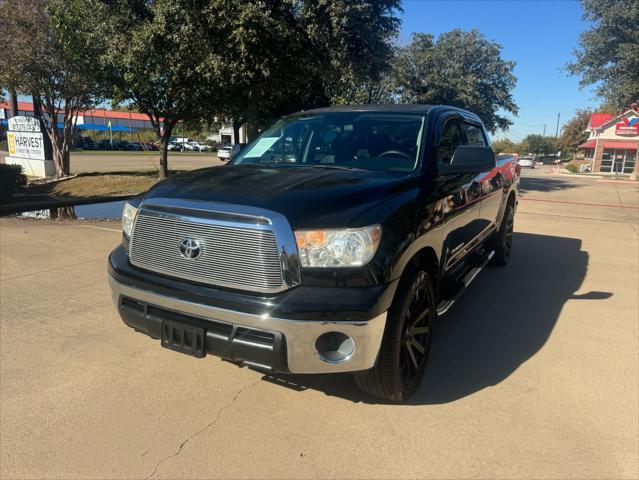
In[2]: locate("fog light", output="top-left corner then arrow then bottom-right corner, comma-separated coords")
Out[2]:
315,332 -> 355,363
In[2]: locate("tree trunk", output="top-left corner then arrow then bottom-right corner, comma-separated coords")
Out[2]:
246,122 -> 259,142
32,94 -> 42,118
158,122 -> 175,179
232,120 -> 242,145
7,90 -> 18,118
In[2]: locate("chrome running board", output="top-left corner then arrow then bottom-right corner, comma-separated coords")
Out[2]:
436,250 -> 495,316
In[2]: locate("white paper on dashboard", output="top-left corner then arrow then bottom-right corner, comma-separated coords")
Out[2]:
243,136 -> 280,158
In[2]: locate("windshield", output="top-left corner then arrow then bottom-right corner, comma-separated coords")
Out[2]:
232,112 -> 426,173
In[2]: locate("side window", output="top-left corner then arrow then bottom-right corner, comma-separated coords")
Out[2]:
464,123 -> 486,146
438,119 -> 464,164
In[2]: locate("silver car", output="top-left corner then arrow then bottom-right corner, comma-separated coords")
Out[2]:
518,156 -> 536,168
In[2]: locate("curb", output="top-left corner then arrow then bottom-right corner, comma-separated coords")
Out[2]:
0,194 -> 134,215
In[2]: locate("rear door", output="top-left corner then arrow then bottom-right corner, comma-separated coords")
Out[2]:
434,114 -> 482,270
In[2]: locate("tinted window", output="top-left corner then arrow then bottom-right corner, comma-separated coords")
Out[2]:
438,119 -> 464,164
465,123 -> 486,146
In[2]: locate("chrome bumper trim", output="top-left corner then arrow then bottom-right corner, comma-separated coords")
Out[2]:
108,274 -> 386,374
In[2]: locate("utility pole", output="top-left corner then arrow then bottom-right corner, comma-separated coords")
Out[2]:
543,123 -> 546,136
555,112 -> 560,138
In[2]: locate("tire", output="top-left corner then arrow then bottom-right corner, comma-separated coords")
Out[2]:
489,201 -> 515,267
354,269 -> 435,402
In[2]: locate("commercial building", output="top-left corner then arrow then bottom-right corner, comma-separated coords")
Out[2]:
578,108 -> 638,174
0,101 -> 155,136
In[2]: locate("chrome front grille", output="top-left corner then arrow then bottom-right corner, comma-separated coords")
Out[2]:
129,208 -> 286,292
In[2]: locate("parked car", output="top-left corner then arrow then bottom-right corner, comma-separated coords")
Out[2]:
146,142 -> 159,151
190,141 -> 212,152
111,140 -> 131,150
216,144 -> 233,160
167,142 -> 183,152
97,139 -> 113,150
518,156 -> 536,168
181,141 -> 200,152
80,139 -> 98,150
108,105 -> 519,402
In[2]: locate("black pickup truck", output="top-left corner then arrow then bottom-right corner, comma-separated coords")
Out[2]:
108,105 -> 519,401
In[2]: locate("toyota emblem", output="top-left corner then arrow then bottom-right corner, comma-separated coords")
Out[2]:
178,238 -> 202,260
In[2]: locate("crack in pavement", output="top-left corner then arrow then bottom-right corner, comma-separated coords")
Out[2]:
145,378 -> 261,479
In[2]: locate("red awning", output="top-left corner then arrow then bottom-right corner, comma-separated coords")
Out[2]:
601,140 -> 638,150
578,140 -> 596,149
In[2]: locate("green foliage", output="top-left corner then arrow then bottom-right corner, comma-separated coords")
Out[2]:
557,109 -> 591,154
567,0 -> 639,110
519,135 -> 557,156
0,164 -> 27,204
393,30 -> 518,132
211,0 -> 401,129
492,138 -> 519,154
0,0 -> 108,176
565,163 -> 579,173
98,0 -> 401,176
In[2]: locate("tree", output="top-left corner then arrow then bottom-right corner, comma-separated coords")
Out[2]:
101,0 -> 224,179
556,109 -> 591,154
207,0 -> 401,142
519,135 -> 556,156
492,138 -> 519,154
0,0 -> 107,177
393,30 -> 518,132
100,0 -> 400,174
567,0 -> 639,110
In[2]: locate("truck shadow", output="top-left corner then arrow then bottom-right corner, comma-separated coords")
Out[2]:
260,232 -> 612,405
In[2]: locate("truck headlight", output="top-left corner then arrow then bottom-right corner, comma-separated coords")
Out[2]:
294,225 -> 381,267
121,202 -> 138,238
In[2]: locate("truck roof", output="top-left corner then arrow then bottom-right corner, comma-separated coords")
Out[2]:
291,104 -> 482,123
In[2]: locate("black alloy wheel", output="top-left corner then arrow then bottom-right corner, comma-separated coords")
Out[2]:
490,201 -> 515,266
354,269 -> 435,402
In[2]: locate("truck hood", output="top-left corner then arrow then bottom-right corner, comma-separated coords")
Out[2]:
143,164 -> 417,229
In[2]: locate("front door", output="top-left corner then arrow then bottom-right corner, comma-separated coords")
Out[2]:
434,116 -> 482,270
463,121 -> 502,236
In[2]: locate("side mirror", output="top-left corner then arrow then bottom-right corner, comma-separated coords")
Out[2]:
441,146 -> 496,175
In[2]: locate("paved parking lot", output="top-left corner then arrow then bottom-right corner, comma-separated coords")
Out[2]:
1,166 -> 637,479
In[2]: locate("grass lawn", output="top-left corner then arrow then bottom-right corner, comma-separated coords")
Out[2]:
3,172 -> 161,210
39,172 -> 159,197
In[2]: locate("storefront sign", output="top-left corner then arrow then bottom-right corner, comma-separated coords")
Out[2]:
7,116 -> 49,160
615,116 -> 639,136
8,131 -> 47,159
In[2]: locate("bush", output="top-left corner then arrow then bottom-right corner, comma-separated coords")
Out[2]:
565,163 -> 579,173
0,164 -> 27,204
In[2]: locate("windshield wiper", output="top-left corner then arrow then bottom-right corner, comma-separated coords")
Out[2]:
311,164 -> 364,171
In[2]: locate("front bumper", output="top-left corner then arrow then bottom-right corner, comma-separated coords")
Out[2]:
109,274 -> 387,374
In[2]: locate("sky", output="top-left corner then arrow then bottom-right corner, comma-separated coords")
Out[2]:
11,0 -> 598,141
400,0 -> 599,141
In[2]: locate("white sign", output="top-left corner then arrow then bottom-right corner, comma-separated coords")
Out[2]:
243,136 -> 281,158
8,115 -> 41,132
0,109 -> 5,120
8,131 -> 46,160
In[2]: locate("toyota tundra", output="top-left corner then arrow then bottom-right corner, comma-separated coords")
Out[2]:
108,105 -> 519,401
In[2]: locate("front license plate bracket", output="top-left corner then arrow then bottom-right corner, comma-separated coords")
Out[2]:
161,319 -> 206,358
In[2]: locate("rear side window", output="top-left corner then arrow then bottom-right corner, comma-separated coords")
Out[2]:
438,119 -> 464,165
464,123 -> 486,146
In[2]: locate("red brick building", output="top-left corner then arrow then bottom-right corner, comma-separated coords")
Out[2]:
578,109 -> 638,175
